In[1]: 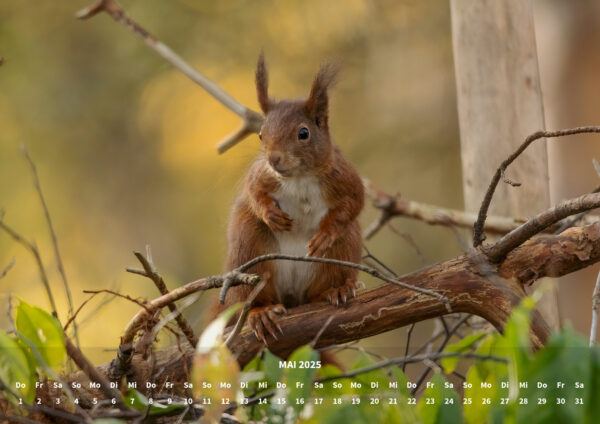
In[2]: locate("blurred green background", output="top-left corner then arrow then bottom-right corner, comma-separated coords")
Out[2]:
1,0 -> 599,374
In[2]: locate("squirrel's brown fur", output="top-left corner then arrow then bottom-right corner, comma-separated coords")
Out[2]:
216,54 -> 364,346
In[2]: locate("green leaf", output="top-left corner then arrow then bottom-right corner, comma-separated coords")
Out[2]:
242,354 -> 260,372
317,364 -> 347,398
317,402 -> 375,424
511,328 -> 593,424
386,366 -> 421,423
263,349 -> 284,385
0,330 -> 35,404
417,373 -> 461,424
348,352 -> 389,395
463,362 -> 499,424
122,388 -> 185,416
495,296 -> 535,402
441,332 -> 486,374
15,301 -> 65,368
285,345 -> 320,416
192,305 -> 241,422
123,388 -> 149,412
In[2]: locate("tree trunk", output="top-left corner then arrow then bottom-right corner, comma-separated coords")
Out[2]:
450,0 -> 559,329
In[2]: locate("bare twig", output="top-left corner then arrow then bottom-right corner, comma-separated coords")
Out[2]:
21,144 -> 79,346
225,279 -> 266,348
590,270 -> 600,346
323,342 -> 386,362
75,0 -> 264,154
78,289 -> 118,328
402,323 -> 415,372
310,313 -> 337,348
64,294 -> 98,332
83,289 -> 152,312
65,337 -> 130,411
0,219 -> 57,316
485,192 -> 600,262
0,257 -> 15,279
387,224 -> 428,266
474,126 -> 600,247
121,271 -> 261,345
363,178 -> 527,239
411,314 -> 472,395
131,250 -> 198,348
143,291 -> 204,355
364,178 -> 599,241
361,245 -> 398,277
235,253 -> 450,311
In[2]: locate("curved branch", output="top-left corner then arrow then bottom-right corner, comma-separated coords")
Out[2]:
76,0 -> 264,154
486,192 -> 600,262
473,126 -> 600,247
234,253 -> 450,308
121,272 -> 261,345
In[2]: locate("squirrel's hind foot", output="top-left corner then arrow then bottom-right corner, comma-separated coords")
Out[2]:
248,304 -> 287,345
321,279 -> 365,306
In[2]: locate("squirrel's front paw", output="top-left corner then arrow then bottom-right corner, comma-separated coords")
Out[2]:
263,207 -> 293,232
248,304 -> 287,345
307,229 -> 336,257
321,279 -> 365,306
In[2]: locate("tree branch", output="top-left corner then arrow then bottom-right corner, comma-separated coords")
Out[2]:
473,126 -> 600,247
120,271 -> 261,346
485,192 -> 600,262
58,219 -> 600,404
0,219 -> 57,316
131,250 -> 198,348
21,144 -> 79,347
0,257 -> 15,280
75,0 -> 264,154
363,178 -> 598,240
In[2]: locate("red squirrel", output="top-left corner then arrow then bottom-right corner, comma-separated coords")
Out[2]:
220,54 -> 364,344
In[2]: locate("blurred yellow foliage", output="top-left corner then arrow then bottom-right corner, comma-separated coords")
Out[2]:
0,0 -> 462,368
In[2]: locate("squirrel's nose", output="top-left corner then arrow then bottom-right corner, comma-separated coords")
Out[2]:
268,153 -> 282,169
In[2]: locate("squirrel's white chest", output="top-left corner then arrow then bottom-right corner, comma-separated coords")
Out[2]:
271,176 -> 328,304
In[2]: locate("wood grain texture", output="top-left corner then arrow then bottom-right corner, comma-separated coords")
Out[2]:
450,0 -> 558,327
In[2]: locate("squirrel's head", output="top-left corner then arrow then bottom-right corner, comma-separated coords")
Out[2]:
255,53 -> 338,177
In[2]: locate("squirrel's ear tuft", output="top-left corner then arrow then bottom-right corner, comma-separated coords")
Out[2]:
305,62 -> 339,126
256,52 -> 271,114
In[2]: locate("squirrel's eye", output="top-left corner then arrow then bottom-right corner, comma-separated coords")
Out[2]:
298,127 -> 309,140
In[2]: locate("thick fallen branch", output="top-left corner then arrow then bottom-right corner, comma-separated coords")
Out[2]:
61,221 -> 600,401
